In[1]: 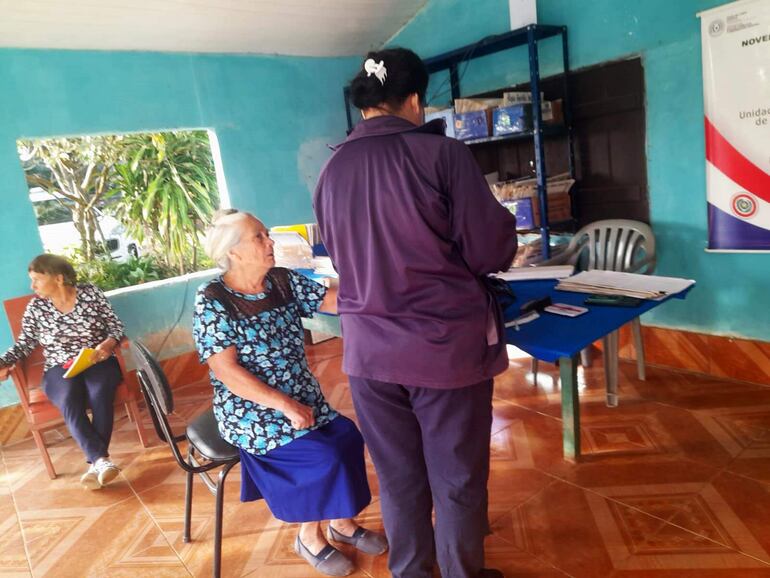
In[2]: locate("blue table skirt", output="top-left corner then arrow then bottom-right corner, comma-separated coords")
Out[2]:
503,279 -> 692,363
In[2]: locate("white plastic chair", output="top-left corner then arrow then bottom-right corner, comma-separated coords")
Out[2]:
536,219 -> 656,406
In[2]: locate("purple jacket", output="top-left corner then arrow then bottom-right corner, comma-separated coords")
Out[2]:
314,116 -> 517,389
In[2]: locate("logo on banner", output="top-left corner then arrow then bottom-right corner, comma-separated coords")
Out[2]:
709,18 -> 725,37
731,193 -> 758,218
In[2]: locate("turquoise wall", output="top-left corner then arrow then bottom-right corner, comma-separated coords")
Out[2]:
391,0 -> 770,341
0,49 -> 357,404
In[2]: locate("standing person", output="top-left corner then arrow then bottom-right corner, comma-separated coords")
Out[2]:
193,210 -> 387,577
314,48 -> 518,578
0,254 -> 124,489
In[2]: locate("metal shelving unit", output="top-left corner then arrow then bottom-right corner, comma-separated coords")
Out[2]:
343,24 -> 575,258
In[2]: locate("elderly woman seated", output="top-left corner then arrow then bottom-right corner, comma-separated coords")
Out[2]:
0,254 -> 124,489
193,209 -> 386,577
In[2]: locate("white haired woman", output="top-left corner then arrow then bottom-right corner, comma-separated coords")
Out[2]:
192,209 -> 386,577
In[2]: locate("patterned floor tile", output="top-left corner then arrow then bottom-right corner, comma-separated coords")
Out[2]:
19,496 -> 190,577
3,337 -> 770,577
0,493 -> 29,577
493,479 -> 770,578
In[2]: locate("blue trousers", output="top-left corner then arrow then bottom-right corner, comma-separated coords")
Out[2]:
348,377 -> 493,578
43,357 -> 121,464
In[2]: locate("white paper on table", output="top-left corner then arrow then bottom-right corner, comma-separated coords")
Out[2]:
556,270 -> 695,300
493,265 -> 574,281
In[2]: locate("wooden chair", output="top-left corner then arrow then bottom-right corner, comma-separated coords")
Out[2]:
3,294 -> 151,479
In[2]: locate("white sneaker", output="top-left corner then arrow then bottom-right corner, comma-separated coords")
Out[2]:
94,458 -> 120,487
80,464 -> 101,490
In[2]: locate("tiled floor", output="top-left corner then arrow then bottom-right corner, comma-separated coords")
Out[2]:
2,339 -> 770,577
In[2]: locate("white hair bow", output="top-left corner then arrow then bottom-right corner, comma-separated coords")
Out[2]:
364,58 -> 387,85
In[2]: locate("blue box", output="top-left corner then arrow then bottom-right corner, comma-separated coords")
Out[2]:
492,104 -> 533,136
425,108 -> 456,139
454,110 -> 489,140
502,198 -> 535,230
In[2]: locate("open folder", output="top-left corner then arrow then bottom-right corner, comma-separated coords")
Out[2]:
62,348 -> 98,379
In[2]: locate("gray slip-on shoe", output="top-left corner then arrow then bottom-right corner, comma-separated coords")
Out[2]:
328,525 -> 388,555
294,535 -> 355,577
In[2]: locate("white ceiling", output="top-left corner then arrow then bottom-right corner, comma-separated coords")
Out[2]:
0,0 -> 428,57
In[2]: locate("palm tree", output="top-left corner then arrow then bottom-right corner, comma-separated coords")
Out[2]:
109,130 -> 220,274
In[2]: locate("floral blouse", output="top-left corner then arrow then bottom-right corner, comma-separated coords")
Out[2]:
0,283 -> 125,372
192,268 -> 338,455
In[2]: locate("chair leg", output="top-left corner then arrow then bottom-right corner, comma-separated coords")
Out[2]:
213,462 -> 237,578
604,331 -> 620,407
531,357 -> 539,386
125,399 -> 152,448
631,317 -> 646,381
32,430 -> 57,479
184,449 -> 194,544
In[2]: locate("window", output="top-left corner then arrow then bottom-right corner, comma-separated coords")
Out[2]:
17,129 -> 228,290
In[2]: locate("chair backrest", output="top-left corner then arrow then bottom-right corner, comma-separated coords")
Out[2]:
130,340 -> 185,449
565,219 -> 656,274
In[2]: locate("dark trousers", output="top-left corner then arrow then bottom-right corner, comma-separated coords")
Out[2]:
348,377 -> 493,578
43,357 -> 121,464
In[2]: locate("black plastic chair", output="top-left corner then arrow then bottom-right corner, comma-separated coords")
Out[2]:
130,341 -> 240,578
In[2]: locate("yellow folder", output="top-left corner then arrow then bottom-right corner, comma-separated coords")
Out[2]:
62,348 -> 98,379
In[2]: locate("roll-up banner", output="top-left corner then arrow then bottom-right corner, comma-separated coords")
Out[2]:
698,0 -> 770,251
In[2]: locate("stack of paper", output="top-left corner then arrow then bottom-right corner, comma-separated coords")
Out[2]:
493,265 -> 574,281
555,270 -> 695,300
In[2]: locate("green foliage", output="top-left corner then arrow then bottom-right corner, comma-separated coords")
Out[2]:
18,136 -> 122,259
19,129 -> 220,284
69,251 -> 174,292
108,130 -> 220,275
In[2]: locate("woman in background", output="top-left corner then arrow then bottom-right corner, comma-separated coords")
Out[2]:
0,254 -> 124,489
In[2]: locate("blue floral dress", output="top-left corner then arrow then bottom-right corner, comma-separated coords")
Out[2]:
193,268 -> 338,454
193,267 -> 370,521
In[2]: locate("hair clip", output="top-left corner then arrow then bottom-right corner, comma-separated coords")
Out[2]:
364,58 -> 387,85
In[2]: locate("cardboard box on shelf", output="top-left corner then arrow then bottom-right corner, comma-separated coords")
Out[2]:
454,110 -> 489,140
454,98 -> 502,112
502,198 -> 535,229
501,194 -> 571,230
492,104 -> 532,135
545,99 -> 564,125
502,91 -> 545,105
492,174 -> 574,230
425,108 -> 456,138
490,174 -> 575,202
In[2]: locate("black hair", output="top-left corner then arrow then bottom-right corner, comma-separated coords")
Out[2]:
28,254 -> 77,286
349,47 -> 429,111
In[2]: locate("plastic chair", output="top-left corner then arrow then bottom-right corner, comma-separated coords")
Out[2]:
537,219 -> 656,406
2,294 -> 150,479
130,340 -> 240,578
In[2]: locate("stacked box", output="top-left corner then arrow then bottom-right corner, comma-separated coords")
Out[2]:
454,110 -> 489,140
425,108 -> 456,138
492,104 -> 532,135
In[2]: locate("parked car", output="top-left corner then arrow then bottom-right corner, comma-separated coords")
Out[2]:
29,189 -> 140,262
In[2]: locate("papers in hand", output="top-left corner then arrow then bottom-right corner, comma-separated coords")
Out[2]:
62,348 -> 98,379
493,265 -> 574,281
556,270 -> 695,300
